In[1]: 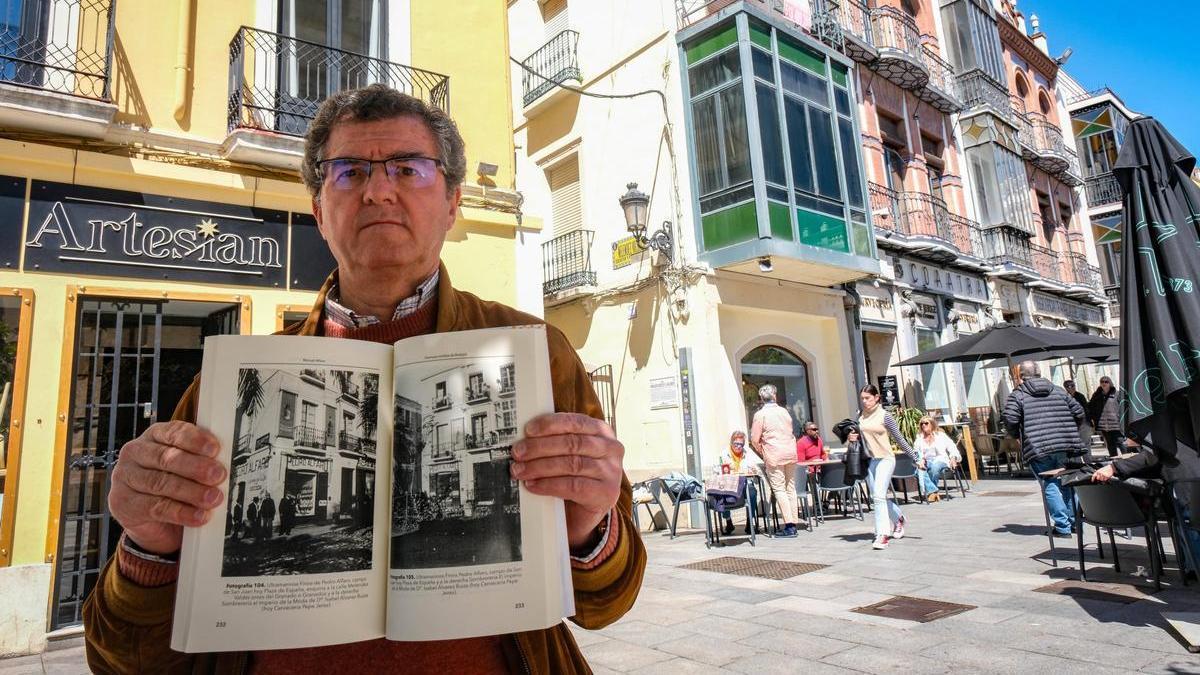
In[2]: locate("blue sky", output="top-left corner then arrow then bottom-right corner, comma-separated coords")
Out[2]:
1025,1 -> 1200,156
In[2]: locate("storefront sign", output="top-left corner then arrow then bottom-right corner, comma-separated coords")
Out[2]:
649,376 -> 679,409
611,236 -> 644,269
951,301 -> 982,333
911,293 -> 941,330
288,455 -> 327,472
678,347 -> 699,479
1032,292 -> 1105,326
877,375 -> 901,407
0,175 -> 24,269
23,180 -> 288,287
891,255 -> 988,304
857,283 -> 896,325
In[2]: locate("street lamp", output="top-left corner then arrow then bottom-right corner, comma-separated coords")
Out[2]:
618,182 -> 673,263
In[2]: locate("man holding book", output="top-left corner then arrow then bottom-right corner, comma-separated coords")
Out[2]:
84,85 -> 646,674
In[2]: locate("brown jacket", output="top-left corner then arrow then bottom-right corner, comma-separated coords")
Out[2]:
83,267 -> 646,674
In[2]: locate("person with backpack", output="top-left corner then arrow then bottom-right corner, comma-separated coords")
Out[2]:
1003,360 -> 1086,537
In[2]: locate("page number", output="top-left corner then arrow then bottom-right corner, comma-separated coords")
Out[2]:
514,603 -> 525,610
215,621 -> 227,628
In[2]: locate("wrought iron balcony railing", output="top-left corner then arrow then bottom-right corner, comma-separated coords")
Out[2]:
829,0 -> 873,49
1065,86 -> 1125,107
1062,251 -> 1102,292
956,69 -> 1011,117
339,380 -> 360,401
338,430 -> 362,452
980,225 -> 1033,269
868,182 -> 971,254
497,377 -> 515,397
871,7 -> 922,61
432,395 -> 451,411
227,26 -> 450,136
295,424 -> 324,449
465,383 -> 491,404
917,43 -> 961,112
1029,243 -> 1060,281
542,229 -> 597,295
521,29 -> 580,108
0,0 -> 115,100
946,213 -> 983,258
1085,171 -> 1122,206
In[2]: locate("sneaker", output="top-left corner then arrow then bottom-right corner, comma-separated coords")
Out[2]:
892,516 -> 906,540
873,535 -> 890,550
1051,529 -> 1073,538
777,525 -> 798,538
722,522 -> 735,536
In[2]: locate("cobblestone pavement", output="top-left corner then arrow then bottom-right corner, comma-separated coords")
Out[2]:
6,478 -> 1200,674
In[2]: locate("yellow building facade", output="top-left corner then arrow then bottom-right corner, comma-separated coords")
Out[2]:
0,0 -> 524,649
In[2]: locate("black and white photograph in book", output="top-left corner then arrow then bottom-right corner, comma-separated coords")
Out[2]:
392,357 -> 522,569
221,365 -> 380,576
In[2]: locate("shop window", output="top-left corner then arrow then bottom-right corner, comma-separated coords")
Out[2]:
0,289 -> 32,567
740,345 -> 814,436
916,328 -> 951,414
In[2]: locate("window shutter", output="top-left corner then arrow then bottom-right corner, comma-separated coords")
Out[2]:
547,157 -> 582,236
542,0 -> 569,38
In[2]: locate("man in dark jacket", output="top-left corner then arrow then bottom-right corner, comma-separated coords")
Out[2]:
1003,361 -> 1085,536
1087,376 -> 1123,457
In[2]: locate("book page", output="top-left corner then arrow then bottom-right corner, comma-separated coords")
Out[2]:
172,335 -> 394,652
386,325 -> 574,641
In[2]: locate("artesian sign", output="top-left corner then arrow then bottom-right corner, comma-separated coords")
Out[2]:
24,180 -> 288,287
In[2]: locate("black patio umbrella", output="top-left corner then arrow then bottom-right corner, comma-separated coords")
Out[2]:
894,324 -> 1117,367
1113,117 -> 1200,460
979,345 -> 1118,370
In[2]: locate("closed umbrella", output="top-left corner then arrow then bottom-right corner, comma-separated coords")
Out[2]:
1113,117 -> 1200,460
894,324 -> 1117,367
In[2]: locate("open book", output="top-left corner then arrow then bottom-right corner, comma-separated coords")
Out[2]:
171,326 -> 574,652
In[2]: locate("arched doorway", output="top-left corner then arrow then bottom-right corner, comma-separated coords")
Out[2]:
740,345 -> 814,437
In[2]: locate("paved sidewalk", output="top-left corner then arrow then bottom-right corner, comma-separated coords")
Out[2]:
573,478 -> 1200,674
5,478 -> 1200,674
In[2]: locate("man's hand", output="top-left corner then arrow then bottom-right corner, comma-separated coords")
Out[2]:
1091,464 -> 1116,482
108,421 -> 227,555
511,413 -> 624,551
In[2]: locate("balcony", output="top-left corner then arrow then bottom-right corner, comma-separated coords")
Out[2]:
224,26 -> 450,168
916,44 -> 961,113
465,382 -> 491,405
979,225 -> 1036,280
1085,172 -> 1123,207
542,229 -> 597,302
1029,243 -> 1061,283
520,29 -> 581,112
497,376 -> 515,398
339,380 -> 360,401
818,0 -> 876,63
0,0 -> 117,138
295,425 -> 324,449
867,182 -> 973,263
1026,113 -> 1082,184
868,7 -> 927,90
300,368 -> 326,386
339,430 -> 369,453
1060,251 -> 1103,298
432,395 -> 451,412
956,69 -> 1011,120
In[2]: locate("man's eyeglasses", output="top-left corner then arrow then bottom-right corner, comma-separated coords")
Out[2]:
317,155 -> 444,192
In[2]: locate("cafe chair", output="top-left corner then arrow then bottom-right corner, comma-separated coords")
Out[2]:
704,478 -> 756,548
937,463 -> 969,499
889,454 -> 925,505
1074,483 -> 1165,590
656,477 -> 707,539
815,462 -> 863,522
630,479 -> 668,532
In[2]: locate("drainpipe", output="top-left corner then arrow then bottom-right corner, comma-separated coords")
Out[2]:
173,0 -> 195,124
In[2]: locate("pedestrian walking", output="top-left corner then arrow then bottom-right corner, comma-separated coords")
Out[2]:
1064,380 -> 1092,449
1087,376 -> 1123,457
1003,360 -> 1085,537
847,385 -> 918,550
750,384 -> 800,538
260,493 -> 276,540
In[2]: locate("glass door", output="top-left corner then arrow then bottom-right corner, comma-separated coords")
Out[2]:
276,0 -> 388,134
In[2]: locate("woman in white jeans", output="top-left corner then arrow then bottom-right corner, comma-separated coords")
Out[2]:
847,385 -> 919,550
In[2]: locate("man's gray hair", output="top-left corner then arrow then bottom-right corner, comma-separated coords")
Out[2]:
758,384 -> 777,403
1018,360 -> 1041,378
301,84 -> 467,199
